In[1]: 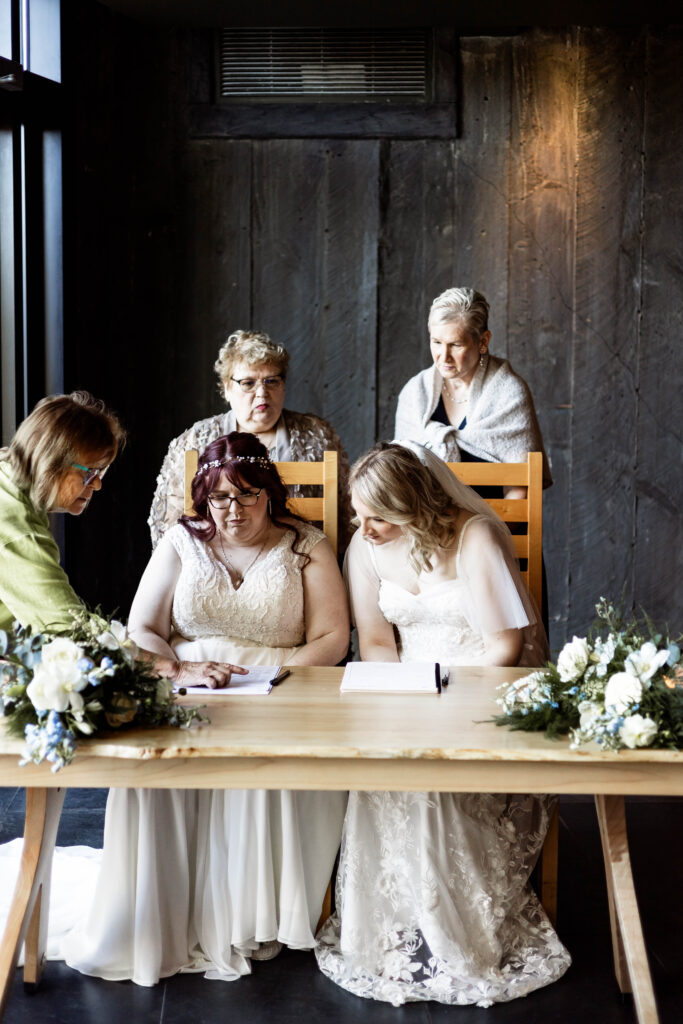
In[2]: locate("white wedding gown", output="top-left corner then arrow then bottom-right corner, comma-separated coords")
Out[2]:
0,521 -> 346,986
315,517 -> 571,1007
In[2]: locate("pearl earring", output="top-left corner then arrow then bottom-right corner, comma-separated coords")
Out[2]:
479,353 -> 486,368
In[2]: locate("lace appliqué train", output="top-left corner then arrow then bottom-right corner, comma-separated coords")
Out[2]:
316,791 -> 570,1007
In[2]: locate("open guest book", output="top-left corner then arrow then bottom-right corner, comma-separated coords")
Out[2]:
340,662 -> 445,694
175,666 -> 289,696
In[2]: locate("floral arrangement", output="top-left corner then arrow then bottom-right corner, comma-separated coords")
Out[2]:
495,599 -> 683,751
0,610 -> 205,770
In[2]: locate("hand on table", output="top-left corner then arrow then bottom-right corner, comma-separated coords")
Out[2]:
173,661 -> 249,690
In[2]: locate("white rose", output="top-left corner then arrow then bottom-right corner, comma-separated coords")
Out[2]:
40,636 -> 84,668
27,660 -> 88,713
557,636 -> 591,682
604,672 -> 642,714
619,714 -> 658,749
625,642 -> 670,683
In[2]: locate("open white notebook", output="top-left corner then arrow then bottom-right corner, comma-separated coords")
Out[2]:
340,662 -> 443,694
176,665 -> 286,696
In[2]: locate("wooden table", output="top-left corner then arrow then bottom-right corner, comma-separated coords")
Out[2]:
1,665 -> 681,1023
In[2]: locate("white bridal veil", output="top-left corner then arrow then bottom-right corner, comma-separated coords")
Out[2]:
392,440 -> 547,658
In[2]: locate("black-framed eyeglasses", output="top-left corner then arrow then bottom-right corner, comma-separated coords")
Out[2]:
71,462 -> 110,486
207,489 -> 263,509
229,375 -> 284,393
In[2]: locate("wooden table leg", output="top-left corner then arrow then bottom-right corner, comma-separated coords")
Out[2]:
0,787 -> 66,1018
594,794 -> 659,1024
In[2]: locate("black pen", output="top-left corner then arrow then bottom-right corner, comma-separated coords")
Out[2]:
435,662 -> 442,694
271,668 -> 291,686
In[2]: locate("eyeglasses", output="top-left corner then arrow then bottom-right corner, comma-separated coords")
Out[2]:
71,462 -> 110,486
207,489 -> 263,509
229,375 -> 284,394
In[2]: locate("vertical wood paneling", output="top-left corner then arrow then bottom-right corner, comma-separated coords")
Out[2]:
176,139 -> 252,425
635,27 -> 683,620
323,142 -> 379,460
453,37 -> 513,348
377,141 -> 455,441
251,141 -> 379,460
66,21 -> 682,646
508,30 -> 577,649
568,29 -> 645,635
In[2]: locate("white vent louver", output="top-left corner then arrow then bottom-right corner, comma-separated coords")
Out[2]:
219,28 -> 429,101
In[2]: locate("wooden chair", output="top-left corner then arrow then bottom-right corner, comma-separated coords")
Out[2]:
448,451 -> 558,925
183,449 -> 339,556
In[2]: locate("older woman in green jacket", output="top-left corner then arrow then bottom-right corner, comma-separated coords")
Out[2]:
0,391 -> 240,688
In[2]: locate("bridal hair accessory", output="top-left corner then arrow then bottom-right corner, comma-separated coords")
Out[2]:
199,455 -> 272,474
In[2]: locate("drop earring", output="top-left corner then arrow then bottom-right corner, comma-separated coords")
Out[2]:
268,498 -> 272,515
479,352 -> 486,368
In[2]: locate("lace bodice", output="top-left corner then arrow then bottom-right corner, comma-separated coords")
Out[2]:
379,579 -> 486,663
166,521 -> 323,649
371,514 -> 487,663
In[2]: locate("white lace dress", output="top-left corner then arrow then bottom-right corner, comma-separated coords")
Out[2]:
62,521 -> 347,986
315,518 -> 571,1007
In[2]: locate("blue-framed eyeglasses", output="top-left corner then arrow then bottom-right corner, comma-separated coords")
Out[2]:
71,462 -> 110,486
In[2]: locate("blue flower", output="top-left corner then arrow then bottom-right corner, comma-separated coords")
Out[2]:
77,657 -> 94,672
45,710 -> 64,742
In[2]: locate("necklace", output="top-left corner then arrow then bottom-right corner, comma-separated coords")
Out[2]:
442,379 -> 469,405
217,530 -> 268,589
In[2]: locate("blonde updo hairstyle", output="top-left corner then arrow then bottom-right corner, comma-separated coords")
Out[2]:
428,287 -> 490,340
214,330 -> 290,400
3,391 -> 126,511
350,442 -> 459,575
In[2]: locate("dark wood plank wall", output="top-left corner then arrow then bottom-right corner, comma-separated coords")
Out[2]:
66,10 -> 682,651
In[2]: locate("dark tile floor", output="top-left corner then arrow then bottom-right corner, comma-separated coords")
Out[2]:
1,792 -> 681,1024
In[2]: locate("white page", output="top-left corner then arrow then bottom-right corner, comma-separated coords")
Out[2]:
176,665 -> 282,696
341,661 -> 440,693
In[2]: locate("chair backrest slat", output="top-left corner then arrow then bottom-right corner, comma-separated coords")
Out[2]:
447,452 -> 543,611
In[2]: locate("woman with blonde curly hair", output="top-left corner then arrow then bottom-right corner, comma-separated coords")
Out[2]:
316,442 -> 570,1008
149,329 -> 352,551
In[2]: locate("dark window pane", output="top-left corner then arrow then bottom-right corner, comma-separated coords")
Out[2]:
0,128 -> 17,442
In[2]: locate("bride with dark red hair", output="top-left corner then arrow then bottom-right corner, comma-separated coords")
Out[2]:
63,432 -> 349,987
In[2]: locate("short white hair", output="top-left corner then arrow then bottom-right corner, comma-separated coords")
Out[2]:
428,287 -> 490,337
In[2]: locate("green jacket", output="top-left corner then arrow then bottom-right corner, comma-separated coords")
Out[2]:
0,461 -> 82,633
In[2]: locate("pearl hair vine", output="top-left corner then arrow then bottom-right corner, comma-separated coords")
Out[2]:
198,455 -> 272,474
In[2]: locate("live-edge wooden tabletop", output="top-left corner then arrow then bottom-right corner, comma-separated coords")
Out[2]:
1,667 -> 682,792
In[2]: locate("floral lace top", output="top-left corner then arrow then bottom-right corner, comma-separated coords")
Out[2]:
166,520 -> 324,649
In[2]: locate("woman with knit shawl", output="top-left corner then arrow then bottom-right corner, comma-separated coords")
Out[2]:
394,287 -> 552,499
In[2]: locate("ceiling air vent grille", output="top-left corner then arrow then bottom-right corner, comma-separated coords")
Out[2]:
219,27 -> 429,102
